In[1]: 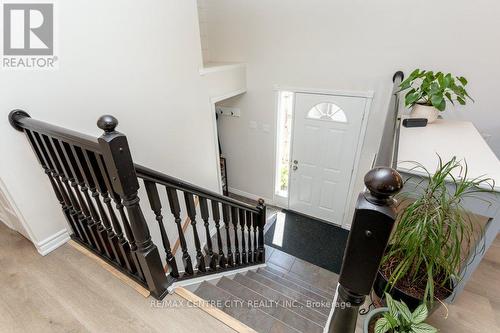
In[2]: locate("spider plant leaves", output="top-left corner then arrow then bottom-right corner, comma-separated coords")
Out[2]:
383,156 -> 493,307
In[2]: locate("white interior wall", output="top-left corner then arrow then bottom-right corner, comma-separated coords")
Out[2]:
207,0 -> 500,227
0,0 -> 220,254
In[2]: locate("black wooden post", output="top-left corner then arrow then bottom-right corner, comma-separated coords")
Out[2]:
97,115 -> 168,299
256,198 -> 266,263
327,167 -> 403,333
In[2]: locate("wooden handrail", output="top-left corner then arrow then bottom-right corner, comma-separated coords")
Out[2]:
9,110 -> 100,152
135,163 -> 260,213
374,71 -> 404,169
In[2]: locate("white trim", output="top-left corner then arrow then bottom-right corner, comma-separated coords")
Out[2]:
209,102 -> 224,194
199,63 -> 247,76
167,263 -> 266,293
324,283 -> 340,333
210,88 -> 247,104
341,97 -> 373,229
272,90 -> 292,209
272,194 -> 289,209
35,228 -> 70,256
228,187 -> 275,206
273,85 -> 374,99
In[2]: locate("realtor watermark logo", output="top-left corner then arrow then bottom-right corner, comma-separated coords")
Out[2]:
1,1 -> 58,69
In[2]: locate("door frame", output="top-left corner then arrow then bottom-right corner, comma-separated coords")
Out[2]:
209,89 -> 247,195
272,85 -> 373,228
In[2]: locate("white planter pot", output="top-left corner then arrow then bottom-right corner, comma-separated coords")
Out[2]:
410,104 -> 439,123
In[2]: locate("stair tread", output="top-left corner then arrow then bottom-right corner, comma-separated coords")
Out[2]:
264,266 -> 336,298
217,277 -> 323,333
245,271 -> 330,316
234,273 -> 328,326
194,281 -> 299,333
255,269 -> 331,305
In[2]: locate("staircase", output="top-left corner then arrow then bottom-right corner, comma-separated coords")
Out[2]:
9,72 -> 404,333
185,259 -> 338,333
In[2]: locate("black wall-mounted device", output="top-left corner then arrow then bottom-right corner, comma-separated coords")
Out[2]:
402,118 -> 428,128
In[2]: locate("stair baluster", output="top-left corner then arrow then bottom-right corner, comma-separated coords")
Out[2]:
25,130 -> 78,239
222,204 -> 234,267
49,137 -> 96,248
246,210 -> 253,264
252,212 -> 259,263
231,207 -> 241,266
94,153 -> 129,267
41,134 -> 92,245
166,187 -> 194,276
184,193 -> 206,273
144,180 -> 179,278
200,197 -> 217,271
239,209 -> 247,265
211,201 -> 226,268
81,150 -> 116,261
58,139 -> 104,254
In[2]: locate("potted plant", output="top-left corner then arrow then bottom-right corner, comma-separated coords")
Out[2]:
364,293 -> 437,333
374,157 -> 493,310
399,69 -> 473,123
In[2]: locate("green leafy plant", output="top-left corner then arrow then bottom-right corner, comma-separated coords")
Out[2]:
382,156 -> 494,307
375,293 -> 437,333
399,69 -> 473,111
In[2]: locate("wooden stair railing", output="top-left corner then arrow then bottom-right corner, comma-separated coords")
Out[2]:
135,164 -> 267,280
9,111 -> 266,300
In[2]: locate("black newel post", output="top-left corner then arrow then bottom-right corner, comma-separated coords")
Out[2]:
97,115 -> 168,299
327,167 -> 402,333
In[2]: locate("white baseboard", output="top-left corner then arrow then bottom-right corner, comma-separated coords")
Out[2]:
36,228 -> 70,256
227,187 -> 274,206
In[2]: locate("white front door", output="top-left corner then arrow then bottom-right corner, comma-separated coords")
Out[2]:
289,93 -> 367,224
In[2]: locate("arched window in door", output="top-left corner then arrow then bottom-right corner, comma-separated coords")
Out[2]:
307,102 -> 347,122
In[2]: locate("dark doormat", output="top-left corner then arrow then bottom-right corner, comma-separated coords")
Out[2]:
264,210 -> 349,274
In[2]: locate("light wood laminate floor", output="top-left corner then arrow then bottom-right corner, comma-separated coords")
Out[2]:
0,222 -> 236,333
1,219 -> 499,333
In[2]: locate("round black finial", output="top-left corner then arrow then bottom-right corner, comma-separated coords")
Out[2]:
97,115 -> 118,133
393,71 -> 404,83
257,198 -> 265,206
9,109 -> 31,131
364,167 -> 403,200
